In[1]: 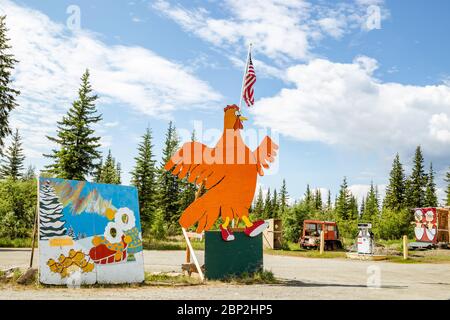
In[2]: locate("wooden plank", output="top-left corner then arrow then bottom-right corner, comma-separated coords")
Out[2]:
182,227 -> 204,282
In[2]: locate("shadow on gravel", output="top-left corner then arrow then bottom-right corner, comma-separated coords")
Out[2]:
275,279 -> 407,290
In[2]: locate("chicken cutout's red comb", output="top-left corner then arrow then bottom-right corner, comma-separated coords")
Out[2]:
224,104 -> 240,112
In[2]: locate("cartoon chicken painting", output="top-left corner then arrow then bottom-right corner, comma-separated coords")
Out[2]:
164,104 -> 278,241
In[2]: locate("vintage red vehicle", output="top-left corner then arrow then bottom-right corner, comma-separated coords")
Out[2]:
299,220 -> 342,250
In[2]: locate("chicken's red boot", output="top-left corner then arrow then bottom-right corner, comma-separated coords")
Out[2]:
220,224 -> 235,241
244,220 -> 268,237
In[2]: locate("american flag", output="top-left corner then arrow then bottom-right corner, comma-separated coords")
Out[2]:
243,52 -> 256,107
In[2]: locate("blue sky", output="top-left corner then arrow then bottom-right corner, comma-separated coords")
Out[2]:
1,0 -> 449,204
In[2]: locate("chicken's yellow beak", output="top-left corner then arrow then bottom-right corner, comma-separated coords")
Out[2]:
239,116 -> 248,121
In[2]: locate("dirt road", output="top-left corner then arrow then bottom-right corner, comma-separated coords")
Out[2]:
1,248 -> 449,300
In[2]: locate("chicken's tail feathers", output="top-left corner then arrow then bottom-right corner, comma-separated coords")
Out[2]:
179,194 -> 220,233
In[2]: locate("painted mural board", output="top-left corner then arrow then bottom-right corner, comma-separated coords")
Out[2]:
414,207 -> 438,243
38,177 -> 145,285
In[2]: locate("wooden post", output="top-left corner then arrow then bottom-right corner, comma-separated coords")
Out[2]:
181,182 -> 204,281
319,230 -> 325,255
182,227 -> 204,282
185,246 -> 191,264
403,235 -> 408,260
29,179 -> 39,268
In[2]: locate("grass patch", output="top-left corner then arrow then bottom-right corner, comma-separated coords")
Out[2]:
0,268 -> 24,286
0,237 -> 34,248
144,272 -> 202,286
222,270 -> 278,285
143,238 -> 204,251
4,271 -> 202,289
387,252 -> 450,264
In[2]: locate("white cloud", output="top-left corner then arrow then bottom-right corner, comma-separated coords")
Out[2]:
251,57 -> 450,156
429,113 -> 450,143
0,0 -> 222,158
153,0 -> 388,63
349,184 -> 386,204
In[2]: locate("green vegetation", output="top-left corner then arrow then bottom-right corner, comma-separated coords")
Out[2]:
0,129 -> 25,180
95,149 -> 121,184
131,127 -> 157,230
144,272 -> 202,286
0,16 -> 20,155
44,69 -> 102,180
0,237 -> 34,247
143,237 -> 204,251
0,14 -> 447,251
0,178 -> 36,238
222,270 -> 278,285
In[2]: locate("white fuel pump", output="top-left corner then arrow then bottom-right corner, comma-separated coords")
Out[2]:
357,223 -> 374,254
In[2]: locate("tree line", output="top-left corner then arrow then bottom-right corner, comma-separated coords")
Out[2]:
278,146 -> 448,242
0,15 -> 449,241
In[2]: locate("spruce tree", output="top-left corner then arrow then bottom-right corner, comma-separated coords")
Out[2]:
326,190 -> 332,210
314,189 -> 322,211
445,168 -> 450,206
253,187 -> 264,219
22,165 -> 36,181
131,126 -> 157,226
424,163 -> 438,207
116,162 -> 122,184
335,177 -> 351,220
279,179 -> 289,216
406,146 -> 426,208
360,197 -> 365,217
99,150 -> 119,184
304,184 -> 313,209
157,121 -> 181,226
271,189 -> 279,218
0,129 -> 24,180
263,188 -> 272,219
363,182 -> 379,222
0,16 -> 20,155
349,195 -> 359,220
44,70 -> 102,180
383,153 -> 406,210
93,159 -> 103,183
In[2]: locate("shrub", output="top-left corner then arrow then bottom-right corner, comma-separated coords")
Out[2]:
0,179 -> 37,238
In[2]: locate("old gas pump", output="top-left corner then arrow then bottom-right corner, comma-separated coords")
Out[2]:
357,223 -> 374,254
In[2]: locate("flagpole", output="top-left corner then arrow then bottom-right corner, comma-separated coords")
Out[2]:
238,43 -> 252,111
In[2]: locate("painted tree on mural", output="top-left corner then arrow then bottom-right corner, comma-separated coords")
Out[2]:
39,181 -> 66,240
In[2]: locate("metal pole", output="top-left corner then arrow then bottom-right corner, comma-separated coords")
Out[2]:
238,43 -> 252,111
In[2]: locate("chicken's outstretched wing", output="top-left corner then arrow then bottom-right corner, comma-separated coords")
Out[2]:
164,142 -> 225,189
253,136 -> 279,176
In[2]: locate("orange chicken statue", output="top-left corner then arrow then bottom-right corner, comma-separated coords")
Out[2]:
164,104 -> 279,241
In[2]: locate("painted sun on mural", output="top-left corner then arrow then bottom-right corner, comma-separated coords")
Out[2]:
38,177 -> 145,285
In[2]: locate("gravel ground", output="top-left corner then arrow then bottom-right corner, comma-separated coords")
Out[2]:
0,248 -> 449,300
